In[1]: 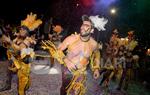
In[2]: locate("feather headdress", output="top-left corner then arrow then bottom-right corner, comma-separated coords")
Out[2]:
21,12 -> 42,31
89,15 -> 108,31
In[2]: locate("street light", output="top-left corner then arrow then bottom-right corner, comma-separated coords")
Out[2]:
110,8 -> 116,14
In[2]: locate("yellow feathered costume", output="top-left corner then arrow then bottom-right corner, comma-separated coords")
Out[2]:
8,12 -> 42,95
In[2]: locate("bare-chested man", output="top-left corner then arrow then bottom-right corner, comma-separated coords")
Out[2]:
58,15 -> 100,95
42,15 -> 107,95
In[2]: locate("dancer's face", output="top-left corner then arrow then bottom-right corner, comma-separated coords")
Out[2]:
80,21 -> 92,37
20,28 -> 27,37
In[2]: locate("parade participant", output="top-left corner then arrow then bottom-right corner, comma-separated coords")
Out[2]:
100,29 -> 120,87
99,42 -> 115,87
110,29 -> 120,44
0,27 -> 12,91
48,24 -> 63,67
126,31 -> 138,51
132,55 -> 139,81
115,45 -> 126,83
42,15 -> 107,95
3,12 -> 42,95
117,50 -> 133,91
51,25 -> 63,41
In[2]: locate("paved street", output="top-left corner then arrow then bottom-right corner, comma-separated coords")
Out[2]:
0,55 -> 150,95
0,57 -> 62,95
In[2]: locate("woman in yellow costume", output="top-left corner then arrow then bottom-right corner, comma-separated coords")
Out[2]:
3,12 -> 42,95
42,15 -> 107,95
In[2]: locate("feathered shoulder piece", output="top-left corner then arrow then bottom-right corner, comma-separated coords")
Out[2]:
21,12 -> 42,31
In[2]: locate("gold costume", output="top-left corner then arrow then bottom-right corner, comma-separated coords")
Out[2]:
3,12 -> 42,95
42,40 -> 100,95
7,48 -> 34,95
66,69 -> 86,95
14,59 -> 31,95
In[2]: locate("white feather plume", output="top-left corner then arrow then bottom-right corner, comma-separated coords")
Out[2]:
89,15 -> 108,31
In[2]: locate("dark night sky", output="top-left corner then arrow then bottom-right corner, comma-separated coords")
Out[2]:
0,0 -> 79,28
0,0 -> 51,23
0,0 -> 150,47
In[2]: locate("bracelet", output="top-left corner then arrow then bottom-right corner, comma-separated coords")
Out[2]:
91,66 -> 100,71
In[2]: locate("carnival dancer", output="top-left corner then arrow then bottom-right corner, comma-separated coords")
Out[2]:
115,45 -> 126,81
42,15 -> 107,95
126,31 -> 138,51
2,12 -> 42,95
99,43 -> 115,87
117,50 -> 133,91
